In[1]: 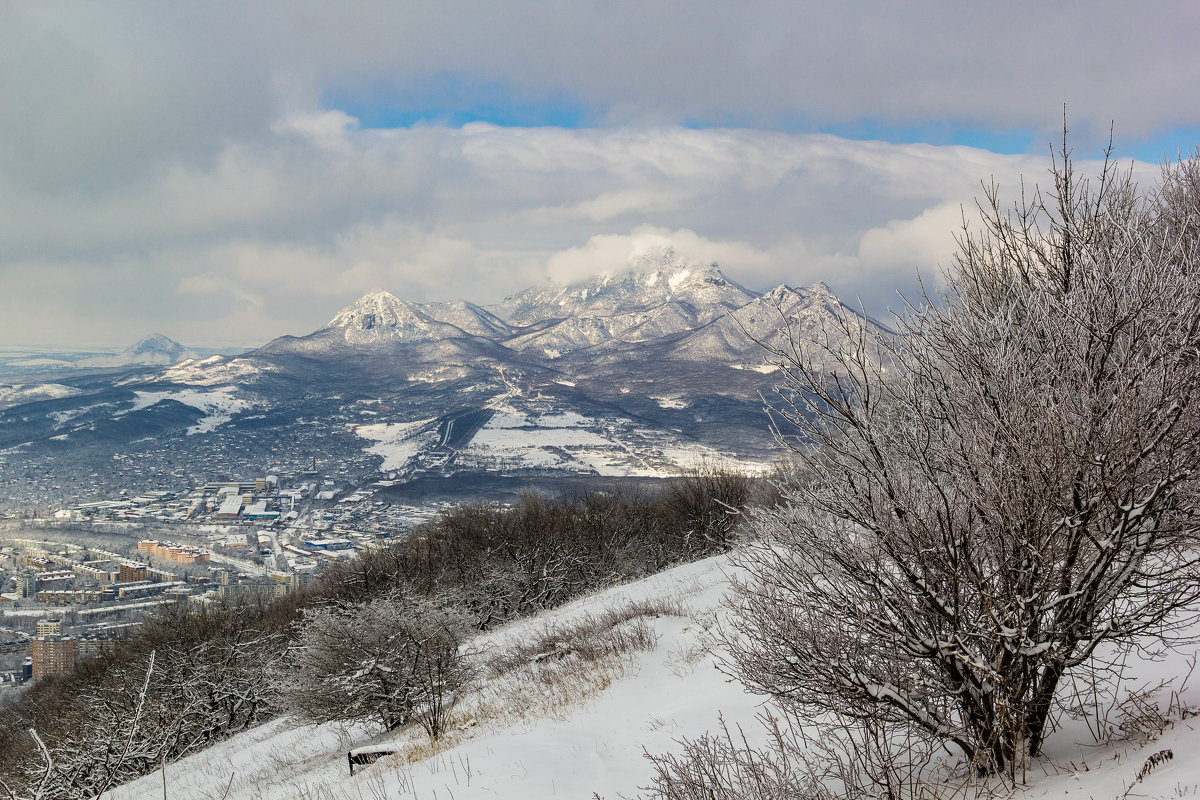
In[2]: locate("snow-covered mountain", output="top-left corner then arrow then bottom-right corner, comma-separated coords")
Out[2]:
490,258 -> 755,327
0,259 -> 894,510
78,334 -> 199,368
313,290 -> 504,346
666,282 -> 890,368
276,255 -> 878,368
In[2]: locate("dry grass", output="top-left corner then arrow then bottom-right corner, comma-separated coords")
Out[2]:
481,596 -> 684,678
464,597 -> 686,729
362,595 -> 691,778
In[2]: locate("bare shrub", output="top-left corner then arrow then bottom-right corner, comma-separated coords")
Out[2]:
0,652 -> 157,800
659,464 -> 753,557
483,598 -> 678,679
645,714 -> 816,800
464,599 -> 676,734
279,593 -> 473,742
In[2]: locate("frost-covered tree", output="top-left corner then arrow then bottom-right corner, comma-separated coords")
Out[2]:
726,143 -> 1200,776
0,602 -> 283,800
0,653 -> 157,800
279,593 -> 473,741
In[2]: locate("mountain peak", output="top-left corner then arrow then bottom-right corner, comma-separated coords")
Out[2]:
77,333 -> 197,368
127,333 -> 185,354
359,288 -> 400,302
761,284 -> 797,303
807,280 -> 839,300
620,245 -> 731,287
320,290 -> 432,344
316,289 -> 514,346
626,244 -> 693,273
342,288 -> 405,311
494,258 -> 751,322
327,290 -> 411,324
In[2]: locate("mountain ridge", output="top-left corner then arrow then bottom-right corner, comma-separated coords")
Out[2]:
0,259 -> 893,512
277,255 -> 881,368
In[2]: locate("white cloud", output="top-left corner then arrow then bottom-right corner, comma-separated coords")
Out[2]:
857,202 -> 967,280
1,120 -> 1085,346
270,109 -> 361,149
545,227 -> 794,287
1,3 -> 1193,346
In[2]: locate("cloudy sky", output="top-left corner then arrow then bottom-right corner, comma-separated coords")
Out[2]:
2,1 -> 1197,349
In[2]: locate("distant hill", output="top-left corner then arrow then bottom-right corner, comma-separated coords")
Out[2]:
78,334 -> 200,368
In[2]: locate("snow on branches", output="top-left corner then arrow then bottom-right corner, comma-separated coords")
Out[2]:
726,143 -> 1200,777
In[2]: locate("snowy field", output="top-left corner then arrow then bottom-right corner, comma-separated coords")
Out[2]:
354,419 -> 439,471
159,357 -> 275,387
0,382 -> 82,410
456,402 -> 764,478
349,397 -> 768,480
117,386 -> 253,435
107,554 -> 1200,800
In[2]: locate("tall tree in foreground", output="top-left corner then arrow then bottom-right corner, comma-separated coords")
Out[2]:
726,144 -> 1200,776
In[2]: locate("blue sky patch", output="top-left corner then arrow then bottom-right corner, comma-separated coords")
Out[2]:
324,75 -> 590,130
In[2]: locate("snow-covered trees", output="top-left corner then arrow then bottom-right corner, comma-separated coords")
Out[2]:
279,594 -> 473,741
726,144 -> 1200,776
0,601 -> 285,800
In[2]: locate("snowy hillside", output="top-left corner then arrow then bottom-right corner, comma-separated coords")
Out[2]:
108,555 -> 1200,800
666,282 -> 890,368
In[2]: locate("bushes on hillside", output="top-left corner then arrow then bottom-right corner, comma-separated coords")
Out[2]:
1,599 -> 286,798
278,593 -> 473,741
320,468 -> 752,626
0,467 -> 756,797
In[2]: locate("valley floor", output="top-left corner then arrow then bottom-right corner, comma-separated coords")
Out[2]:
107,555 -> 1200,800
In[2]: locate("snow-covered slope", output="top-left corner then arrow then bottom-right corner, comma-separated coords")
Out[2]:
667,282 -> 892,368
107,555 -> 1200,800
0,382 -> 82,411
316,290 -> 486,346
491,256 -> 759,357
491,259 -> 754,326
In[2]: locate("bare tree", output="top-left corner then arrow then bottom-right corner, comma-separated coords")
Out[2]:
278,593 -> 473,741
725,143 -> 1200,777
660,464 -> 753,556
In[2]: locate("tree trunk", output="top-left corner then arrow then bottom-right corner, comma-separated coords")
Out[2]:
1024,661 -> 1064,756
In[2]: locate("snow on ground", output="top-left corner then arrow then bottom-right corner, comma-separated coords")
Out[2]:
730,362 -> 780,373
461,404 -> 662,475
1,606 -> 64,618
353,419 -> 438,471
159,356 -> 274,386
658,444 -> 768,475
652,395 -> 690,409
461,403 -> 764,477
109,557 -> 757,800
108,555 -> 1200,800
466,423 -> 649,474
0,382 -> 82,410
120,386 -> 252,434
